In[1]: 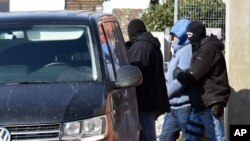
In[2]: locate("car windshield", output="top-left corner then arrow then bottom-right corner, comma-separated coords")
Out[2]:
0,24 -> 98,83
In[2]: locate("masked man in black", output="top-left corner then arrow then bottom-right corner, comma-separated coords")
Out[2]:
126,19 -> 170,141
176,21 -> 231,141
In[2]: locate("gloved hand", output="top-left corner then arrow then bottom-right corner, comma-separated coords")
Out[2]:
211,103 -> 224,118
176,71 -> 195,86
173,67 -> 184,79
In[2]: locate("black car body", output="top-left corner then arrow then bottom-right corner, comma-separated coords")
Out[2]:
0,11 -> 142,141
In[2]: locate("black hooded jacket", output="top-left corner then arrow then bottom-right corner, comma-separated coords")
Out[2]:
127,32 -> 170,114
177,34 -> 231,111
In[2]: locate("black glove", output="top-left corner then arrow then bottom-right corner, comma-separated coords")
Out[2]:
173,67 -> 185,79
176,71 -> 196,86
211,103 -> 224,118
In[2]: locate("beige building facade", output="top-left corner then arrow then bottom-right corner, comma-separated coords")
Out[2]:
226,0 -> 250,92
225,0 -> 250,140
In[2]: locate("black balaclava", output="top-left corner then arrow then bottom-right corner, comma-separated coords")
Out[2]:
187,21 -> 206,51
128,19 -> 147,42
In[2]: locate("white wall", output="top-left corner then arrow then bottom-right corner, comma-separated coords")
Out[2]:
152,32 -> 165,60
10,0 -> 65,12
103,0 -> 150,13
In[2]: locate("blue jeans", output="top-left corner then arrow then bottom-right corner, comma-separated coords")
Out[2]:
213,116 -> 225,141
160,112 -> 180,141
185,108 -> 216,141
138,111 -> 157,141
160,106 -> 191,141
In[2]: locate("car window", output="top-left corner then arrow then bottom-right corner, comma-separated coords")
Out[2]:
99,24 -> 115,81
102,22 -> 120,67
111,22 -> 129,66
0,24 -> 98,83
100,21 -> 127,79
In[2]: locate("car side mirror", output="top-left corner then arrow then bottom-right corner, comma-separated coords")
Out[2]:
115,66 -> 142,88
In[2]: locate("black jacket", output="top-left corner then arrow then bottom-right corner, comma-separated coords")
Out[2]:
127,32 -> 170,114
177,35 -> 231,111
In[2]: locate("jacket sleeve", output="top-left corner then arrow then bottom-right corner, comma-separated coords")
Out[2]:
190,46 -> 215,81
177,46 -> 216,85
168,46 -> 192,98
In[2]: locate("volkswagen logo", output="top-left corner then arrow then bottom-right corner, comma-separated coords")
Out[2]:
0,127 -> 10,141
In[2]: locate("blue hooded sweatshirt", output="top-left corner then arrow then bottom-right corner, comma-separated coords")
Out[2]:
165,18 -> 192,109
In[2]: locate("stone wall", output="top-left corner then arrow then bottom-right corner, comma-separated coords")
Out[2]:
66,0 -> 102,11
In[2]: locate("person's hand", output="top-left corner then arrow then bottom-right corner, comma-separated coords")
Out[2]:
211,103 -> 224,118
176,71 -> 196,86
173,67 -> 184,79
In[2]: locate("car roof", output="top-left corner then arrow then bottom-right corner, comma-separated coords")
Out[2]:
0,10 -> 114,24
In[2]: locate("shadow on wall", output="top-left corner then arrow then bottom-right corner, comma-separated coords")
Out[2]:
225,88 -> 250,141
227,89 -> 250,124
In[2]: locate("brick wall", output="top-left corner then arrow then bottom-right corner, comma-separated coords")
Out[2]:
0,0 -> 8,2
113,9 -> 144,41
66,0 -> 102,11
0,0 -> 9,12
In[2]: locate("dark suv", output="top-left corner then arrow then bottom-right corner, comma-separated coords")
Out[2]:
0,11 -> 142,141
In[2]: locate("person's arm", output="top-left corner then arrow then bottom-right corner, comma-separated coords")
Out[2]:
190,47 -> 215,80
177,46 -> 215,85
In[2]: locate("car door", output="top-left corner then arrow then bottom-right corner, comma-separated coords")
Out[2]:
98,16 -> 140,141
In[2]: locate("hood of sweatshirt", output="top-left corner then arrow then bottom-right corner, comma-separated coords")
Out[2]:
137,32 -> 161,49
202,34 -> 224,50
170,18 -> 191,45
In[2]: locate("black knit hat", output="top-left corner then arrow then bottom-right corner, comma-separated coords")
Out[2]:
127,19 -> 147,40
187,21 -> 206,44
